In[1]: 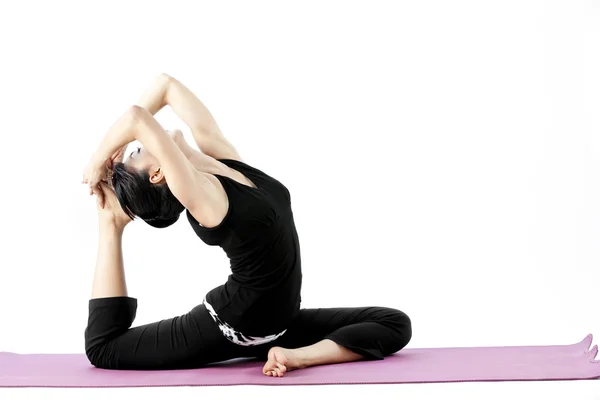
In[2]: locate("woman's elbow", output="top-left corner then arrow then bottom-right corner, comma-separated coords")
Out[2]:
125,105 -> 154,130
127,105 -> 146,119
158,72 -> 174,84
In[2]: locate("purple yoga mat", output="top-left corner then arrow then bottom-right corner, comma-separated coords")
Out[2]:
1,334 -> 598,387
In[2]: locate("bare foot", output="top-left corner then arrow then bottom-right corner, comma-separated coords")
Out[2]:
262,346 -> 305,377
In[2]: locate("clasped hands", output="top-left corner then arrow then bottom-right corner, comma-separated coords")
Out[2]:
82,129 -> 181,226
82,147 -> 131,229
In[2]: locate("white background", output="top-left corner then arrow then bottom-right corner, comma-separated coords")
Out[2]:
0,0 -> 598,398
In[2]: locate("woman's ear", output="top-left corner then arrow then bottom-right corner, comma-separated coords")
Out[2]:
149,167 -> 164,184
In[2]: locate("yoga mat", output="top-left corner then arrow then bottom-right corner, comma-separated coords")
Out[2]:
1,334 -> 598,387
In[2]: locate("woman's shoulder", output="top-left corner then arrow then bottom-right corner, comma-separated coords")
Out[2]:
218,158 -> 260,174
218,158 -> 291,206
217,158 -> 272,183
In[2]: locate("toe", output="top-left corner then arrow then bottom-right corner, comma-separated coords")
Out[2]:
262,358 -> 277,374
277,362 -> 287,374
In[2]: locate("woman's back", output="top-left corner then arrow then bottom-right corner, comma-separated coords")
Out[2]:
186,159 -> 303,337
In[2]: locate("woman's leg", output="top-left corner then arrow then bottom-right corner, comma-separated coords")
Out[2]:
260,307 -> 412,377
84,220 -> 241,370
90,217 -> 128,299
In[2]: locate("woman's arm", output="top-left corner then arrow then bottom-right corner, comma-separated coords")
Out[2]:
88,106 -> 220,221
169,129 -> 217,172
136,73 -> 241,161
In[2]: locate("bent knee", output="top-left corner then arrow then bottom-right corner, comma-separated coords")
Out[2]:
85,343 -> 116,369
397,310 -> 412,348
382,308 -> 412,351
85,345 -> 101,368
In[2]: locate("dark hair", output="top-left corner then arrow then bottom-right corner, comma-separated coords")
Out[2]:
111,162 -> 185,228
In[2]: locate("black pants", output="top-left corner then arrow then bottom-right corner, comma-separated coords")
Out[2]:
84,297 -> 412,370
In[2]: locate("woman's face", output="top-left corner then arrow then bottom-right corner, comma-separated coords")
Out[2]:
125,146 -> 153,168
124,146 -> 163,184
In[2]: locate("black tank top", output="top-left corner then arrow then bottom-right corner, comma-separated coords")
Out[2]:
186,159 -> 302,336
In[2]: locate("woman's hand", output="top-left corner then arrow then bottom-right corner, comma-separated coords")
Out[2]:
83,107 -> 140,205
110,144 -> 129,165
96,182 -> 132,230
82,154 -> 111,207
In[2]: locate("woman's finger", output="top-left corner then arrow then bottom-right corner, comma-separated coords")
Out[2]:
93,186 -> 105,208
99,181 -> 112,191
98,182 -> 110,204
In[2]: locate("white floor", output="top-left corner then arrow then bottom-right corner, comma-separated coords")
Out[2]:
1,380 -> 599,400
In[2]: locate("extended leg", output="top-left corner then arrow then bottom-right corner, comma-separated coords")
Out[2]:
261,307 -> 412,377
84,193 -> 242,370
90,219 -> 128,299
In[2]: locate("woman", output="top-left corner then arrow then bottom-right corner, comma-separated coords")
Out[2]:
82,74 -> 412,376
